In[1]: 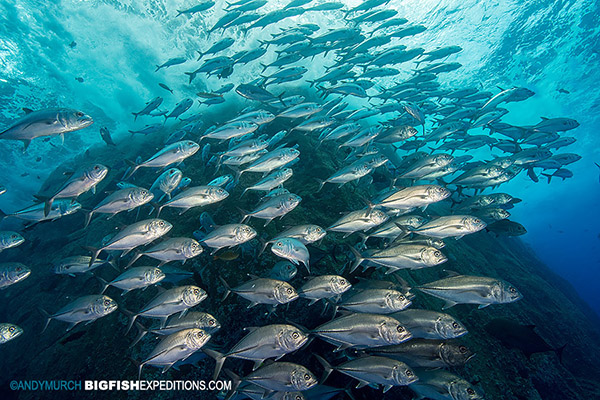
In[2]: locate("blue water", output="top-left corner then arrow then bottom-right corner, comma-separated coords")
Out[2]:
1,0 -> 598,314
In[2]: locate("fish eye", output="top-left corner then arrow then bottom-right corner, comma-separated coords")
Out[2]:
94,165 -> 99,170
9,326 -> 14,332
104,300 -> 111,306
209,320 -> 215,326
287,288 -> 293,294
76,112 -> 84,117
460,346 -> 468,353
396,326 -> 405,333
304,373 -> 310,380
194,289 -> 200,295
159,221 -> 165,226
452,322 -> 459,328
398,295 -> 405,300
16,267 -> 22,272
292,332 -> 299,339
467,388 -> 475,395
435,251 -> 441,257
406,370 -> 413,376
509,287 -> 517,293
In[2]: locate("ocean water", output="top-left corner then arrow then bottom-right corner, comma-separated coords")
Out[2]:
1,1 -> 599,399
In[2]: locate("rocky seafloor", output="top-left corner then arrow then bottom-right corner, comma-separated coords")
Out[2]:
1,114 -> 600,400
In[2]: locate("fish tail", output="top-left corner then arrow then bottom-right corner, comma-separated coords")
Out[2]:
175,10 -> 183,17
123,159 -> 140,180
121,307 -> 138,335
33,195 -> 53,217
347,245 -> 364,273
131,112 -> 138,121
259,63 -> 268,73
218,276 -> 232,301
106,257 -> 120,273
128,356 -> 143,380
155,203 -> 165,218
82,209 -> 93,228
277,91 -> 287,107
541,173 -> 552,183
0,208 -> 6,221
315,178 -> 326,193
203,348 -> 227,380
83,246 -> 102,268
154,65 -> 161,72
38,307 -> 52,333
314,354 -> 333,383
125,251 -> 143,269
129,321 -> 148,348
223,369 -> 241,400
96,276 -> 110,294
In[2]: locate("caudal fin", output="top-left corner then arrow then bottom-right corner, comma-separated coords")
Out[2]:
347,245 -> 364,273
38,307 -> 52,333
218,276 -> 232,301
314,354 -> 333,383
203,348 -> 227,380
82,246 -> 102,268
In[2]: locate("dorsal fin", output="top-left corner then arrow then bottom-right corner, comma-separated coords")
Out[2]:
22,107 -> 34,114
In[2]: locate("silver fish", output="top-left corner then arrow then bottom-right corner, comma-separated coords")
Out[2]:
312,313 -> 412,350
150,168 -> 183,201
126,285 -> 207,332
126,237 -> 203,267
271,238 -> 310,273
242,193 -> 301,226
229,362 -> 317,392
412,215 -> 486,239
52,255 -> 115,276
316,355 -> 418,392
156,186 -> 229,216
0,263 -> 31,289
299,275 -> 352,305
0,323 -> 23,344
390,309 -> 468,339
221,276 -> 298,308
87,219 -> 173,266
0,108 -> 93,150
126,141 -> 199,178
337,288 -> 412,314
100,266 -> 165,294
41,295 -> 117,331
0,231 -> 25,252
136,328 -> 210,379
269,261 -> 298,281
199,224 -> 257,254
367,339 -> 475,368
349,244 -> 447,273
36,164 -> 108,216
271,224 -> 326,244
327,209 -> 388,238
409,369 -> 483,400
240,168 -> 293,197
84,186 -> 154,228
418,273 -> 522,309
206,324 -> 309,379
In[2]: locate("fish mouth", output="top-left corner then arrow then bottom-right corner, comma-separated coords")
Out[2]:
78,115 -> 94,128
